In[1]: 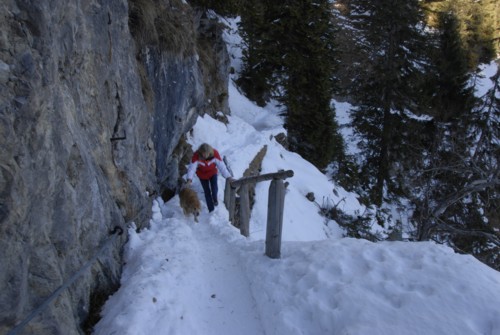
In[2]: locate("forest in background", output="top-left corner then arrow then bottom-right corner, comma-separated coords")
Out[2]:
189,0 -> 500,270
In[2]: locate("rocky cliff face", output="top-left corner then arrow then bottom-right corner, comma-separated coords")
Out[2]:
0,0 -> 229,334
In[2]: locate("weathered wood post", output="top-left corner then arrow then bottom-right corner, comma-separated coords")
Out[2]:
224,181 -> 232,211
239,184 -> 250,236
228,184 -> 236,223
265,178 -> 286,259
223,156 -> 236,223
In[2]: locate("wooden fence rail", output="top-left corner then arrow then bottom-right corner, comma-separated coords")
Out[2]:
229,170 -> 294,188
224,170 -> 294,259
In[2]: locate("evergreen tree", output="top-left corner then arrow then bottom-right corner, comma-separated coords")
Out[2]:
429,11 -> 476,122
238,1 -> 344,169
413,67 -> 499,269
348,0 -> 429,206
407,5 -> 498,269
414,10 -> 478,240
423,0 -> 497,69
470,67 -> 500,171
457,65 -> 500,269
277,0 -> 343,169
238,0 -> 278,106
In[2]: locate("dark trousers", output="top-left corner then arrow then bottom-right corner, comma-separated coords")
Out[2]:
200,174 -> 218,212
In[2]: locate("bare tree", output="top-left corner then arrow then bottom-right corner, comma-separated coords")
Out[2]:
411,67 -> 500,269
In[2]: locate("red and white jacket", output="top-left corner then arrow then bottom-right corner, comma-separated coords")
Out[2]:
186,149 -> 231,181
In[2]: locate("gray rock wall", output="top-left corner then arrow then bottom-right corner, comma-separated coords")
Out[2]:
146,50 -> 203,190
0,0 -> 229,334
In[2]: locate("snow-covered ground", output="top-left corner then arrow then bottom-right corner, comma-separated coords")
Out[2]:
93,80 -> 500,335
93,192 -> 500,335
93,17 -> 500,335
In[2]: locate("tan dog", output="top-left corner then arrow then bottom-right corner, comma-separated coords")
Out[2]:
179,187 -> 201,222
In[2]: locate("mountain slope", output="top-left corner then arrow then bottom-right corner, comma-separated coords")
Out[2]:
93,86 -> 500,335
94,190 -> 500,335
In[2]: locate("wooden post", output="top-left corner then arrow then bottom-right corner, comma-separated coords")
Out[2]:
265,179 -> 285,259
239,184 -> 250,237
228,186 -> 236,223
224,180 -> 231,209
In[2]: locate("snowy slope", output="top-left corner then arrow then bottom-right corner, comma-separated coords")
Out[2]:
94,191 -> 500,335
93,79 -> 500,335
93,16 -> 500,335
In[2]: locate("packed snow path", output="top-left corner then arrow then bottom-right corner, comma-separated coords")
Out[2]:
93,197 -> 265,335
158,213 -> 265,335
94,194 -> 500,335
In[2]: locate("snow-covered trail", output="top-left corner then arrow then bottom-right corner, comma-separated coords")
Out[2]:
93,177 -> 500,335
169,213 -> 265,335
93,196 -> 265,335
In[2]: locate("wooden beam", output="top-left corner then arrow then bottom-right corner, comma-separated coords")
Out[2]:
230,170 -> 294,188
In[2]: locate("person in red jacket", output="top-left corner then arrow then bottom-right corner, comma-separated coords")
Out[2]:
186,143 -> 233,213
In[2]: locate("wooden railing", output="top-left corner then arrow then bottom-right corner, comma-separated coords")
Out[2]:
224,170 -> 294,258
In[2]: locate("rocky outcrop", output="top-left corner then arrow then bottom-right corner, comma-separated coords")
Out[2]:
129,1 -> 230,195
0,0 -> 229,334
